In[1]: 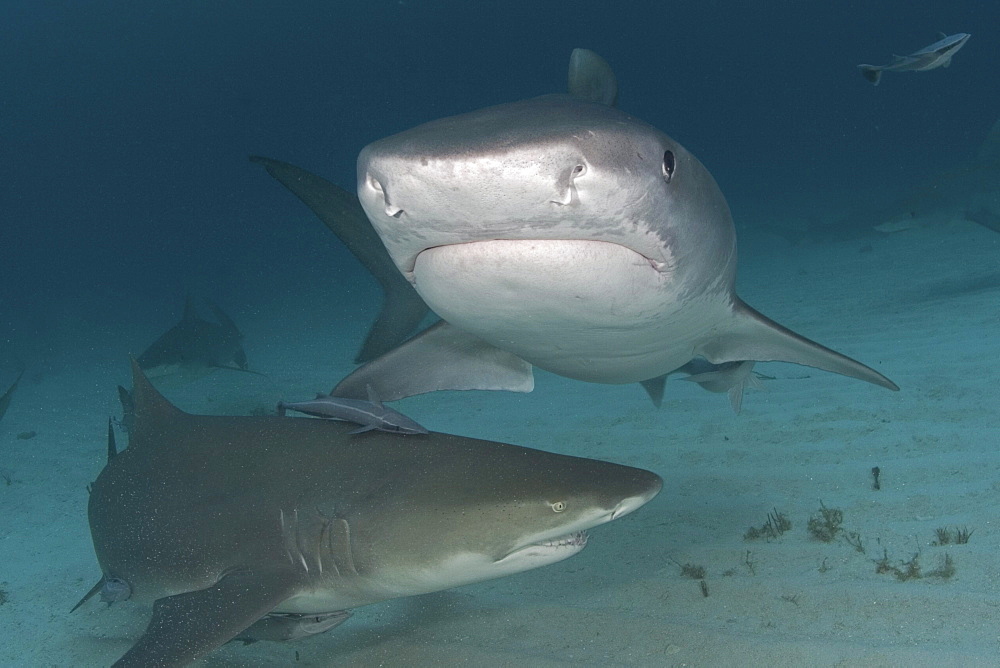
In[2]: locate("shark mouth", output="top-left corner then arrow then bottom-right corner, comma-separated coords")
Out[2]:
495,531 -> 590,568
537,531 -> 588,549
409,237 -> 671,278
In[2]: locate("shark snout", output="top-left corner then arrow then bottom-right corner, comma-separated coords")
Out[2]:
611,471 -> 663,520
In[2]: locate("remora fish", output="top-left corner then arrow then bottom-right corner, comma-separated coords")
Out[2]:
859,33 -> 970,85
278,386 -> 428,434
73,360 -> 661,667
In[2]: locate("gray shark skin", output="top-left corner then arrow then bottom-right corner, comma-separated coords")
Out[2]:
859,33 -> 970,85
0,370 -> 22,422
331,48 -> 897,407
250,155 -> 430,363
278,385 -> 428,434
676,360 -> 762,414
75,360 -> 661,667
137,295 -> 252,380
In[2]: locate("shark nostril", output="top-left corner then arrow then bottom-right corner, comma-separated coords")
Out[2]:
368,175 -> 403,217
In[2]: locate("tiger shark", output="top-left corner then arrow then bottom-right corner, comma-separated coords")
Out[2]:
325,49 -> 898,406
74,360 -> 661,667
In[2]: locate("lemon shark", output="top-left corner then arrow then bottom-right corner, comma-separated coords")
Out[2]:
258,49 -> 897,408
73,360 -> 661,667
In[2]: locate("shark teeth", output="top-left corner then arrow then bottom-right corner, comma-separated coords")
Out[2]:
538,531 -> 588,548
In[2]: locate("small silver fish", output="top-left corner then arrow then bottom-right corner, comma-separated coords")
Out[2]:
278,385 -> 428,434
859,33 -> 970,86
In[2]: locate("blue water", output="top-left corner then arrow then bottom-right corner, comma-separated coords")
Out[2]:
3,1 -> 996,342
2,1 -> 999,665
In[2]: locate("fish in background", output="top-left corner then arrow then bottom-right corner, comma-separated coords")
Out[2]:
0,370 -> 23,422
859,33 -> 970,86
73,360 -> 661,667
137,295 -> 257,381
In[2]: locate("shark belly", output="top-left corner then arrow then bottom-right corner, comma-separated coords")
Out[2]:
413,238 -> 727,383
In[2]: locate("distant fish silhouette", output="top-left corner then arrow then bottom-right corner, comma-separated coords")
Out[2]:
138,296 -> 255,380
965,207 -> 1000,235
859,33 -> 970,86
0,371 -> 23,422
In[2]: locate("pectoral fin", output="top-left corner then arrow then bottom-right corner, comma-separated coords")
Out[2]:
698,299 -> 898,391
112,570 -> 295,668
332,321 -> 534,402
250,155 -> 429,363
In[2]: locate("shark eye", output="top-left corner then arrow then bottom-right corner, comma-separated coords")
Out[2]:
572,164 -> 586,177
550,501 -> 567,513
662,151 -> 675,183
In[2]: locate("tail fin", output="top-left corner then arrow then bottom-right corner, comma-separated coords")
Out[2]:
858,65 -> 882,85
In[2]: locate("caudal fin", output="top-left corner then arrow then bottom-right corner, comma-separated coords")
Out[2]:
858,64 -> 882,85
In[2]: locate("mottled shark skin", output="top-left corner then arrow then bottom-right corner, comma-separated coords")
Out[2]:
75,360 -> 661,667
137,295 -> 252,380
250,155 -> 430,363
859,33 -> 970,85
0,370 -> 23,422
331,48 -> 897,407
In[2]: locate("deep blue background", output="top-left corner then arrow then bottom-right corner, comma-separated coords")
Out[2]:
2,0 -> 996,359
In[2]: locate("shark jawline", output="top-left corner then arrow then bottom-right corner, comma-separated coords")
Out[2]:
416,238 -> 668,274
496,531 -> 589,563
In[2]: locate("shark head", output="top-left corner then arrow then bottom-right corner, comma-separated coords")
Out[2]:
357,94 -> 738,383
359,93 -> 735,285
284,439 -> 663,610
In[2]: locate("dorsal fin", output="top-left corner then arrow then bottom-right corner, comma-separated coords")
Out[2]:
129,357 -> 184,437
568,48 -> 618,106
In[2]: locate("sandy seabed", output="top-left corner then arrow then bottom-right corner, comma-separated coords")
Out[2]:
1,205 -> 999,667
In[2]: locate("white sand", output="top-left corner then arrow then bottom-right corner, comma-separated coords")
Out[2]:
2,205 -> 999,667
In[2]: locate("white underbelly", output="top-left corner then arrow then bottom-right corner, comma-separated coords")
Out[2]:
412,239 -> 731,383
